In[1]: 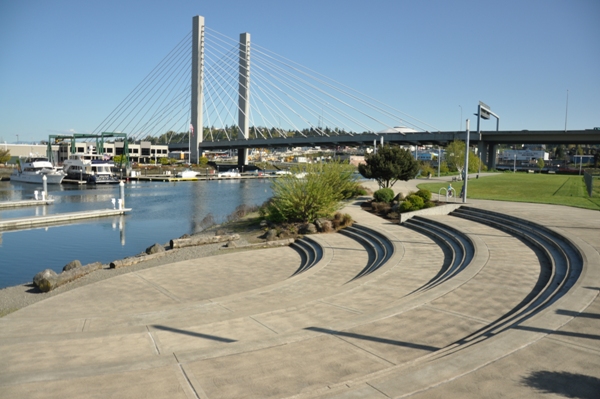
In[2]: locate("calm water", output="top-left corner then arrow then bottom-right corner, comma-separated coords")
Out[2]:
0,178 -> 273,289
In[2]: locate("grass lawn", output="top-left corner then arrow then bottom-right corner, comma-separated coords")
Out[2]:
417,173 -> 600,211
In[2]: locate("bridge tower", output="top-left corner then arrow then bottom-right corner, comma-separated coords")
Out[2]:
237,32 -> 250,167
190,15 -> 205,165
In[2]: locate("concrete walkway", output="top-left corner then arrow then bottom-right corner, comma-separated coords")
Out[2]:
0,175 -> 599,398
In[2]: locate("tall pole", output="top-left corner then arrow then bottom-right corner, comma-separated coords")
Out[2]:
564,89 -> 569,132
190,15 -> 205,165
237,32 -> 250,168
463,119 -> 470,203
437,145 -> 441,177
476,103 -> 482,174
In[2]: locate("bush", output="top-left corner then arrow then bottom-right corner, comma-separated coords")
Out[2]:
422,201 -> 437,209
331,212 -> 353,230
406,194 -> 425,210
371,202 -> 391,214
420,163 -> 435,177
264,162 -> 359,223
399,201 -> 414,212
439,161 -> 449,174
415,189 -> 432,201
373,188 -> 395,203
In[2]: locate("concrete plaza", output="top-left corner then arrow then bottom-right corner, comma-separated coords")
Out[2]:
1,176 -> 599,398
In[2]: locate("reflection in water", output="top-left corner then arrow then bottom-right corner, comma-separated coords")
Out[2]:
111,215 -> 126,246
0,179 -> 273,288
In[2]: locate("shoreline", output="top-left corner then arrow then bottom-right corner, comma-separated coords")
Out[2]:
0,178 -> 415,317
0,226 -> 265,318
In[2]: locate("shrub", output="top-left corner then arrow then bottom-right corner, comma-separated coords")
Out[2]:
415,189 -> 432,201
265,162 -> 359,223
405,194 -> 425,210
439,161 -> 449,174
331,212 -> 353,230
373,188 -> 395,203
371,202 -> 391,214
399,201 -> 414,212
420,163 -> 435,177
422,201 -> 436,209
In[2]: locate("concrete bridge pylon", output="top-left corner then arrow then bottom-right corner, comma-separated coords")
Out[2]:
237,32 -> 250,167
190,15 -> 204,165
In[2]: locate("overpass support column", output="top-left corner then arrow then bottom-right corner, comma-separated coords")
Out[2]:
190,15 -> 205,165
237,32 -> 250,168
488,143 -> 498,170
478,141 -> 488,169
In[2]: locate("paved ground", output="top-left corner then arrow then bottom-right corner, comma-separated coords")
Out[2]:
0,175 -> 598,398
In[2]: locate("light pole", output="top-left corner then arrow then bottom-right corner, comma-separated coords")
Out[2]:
476,101 -> 500,172
462,119 -> 470,203
438,145 -> 441,178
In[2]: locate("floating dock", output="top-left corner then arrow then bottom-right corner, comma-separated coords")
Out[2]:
126,174 -> 276,182
0,208 -> 131,231
0,199 -> 55,209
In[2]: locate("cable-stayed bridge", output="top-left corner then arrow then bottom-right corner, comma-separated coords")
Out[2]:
91,16 -> 600,170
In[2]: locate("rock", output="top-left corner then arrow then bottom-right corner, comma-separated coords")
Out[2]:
259,219 -> 269,228
62,260 -> 82,272
319,220 -> 333,233
35,263 -> 103,291
225,240 -> 238,248
300,223 -> 317,234
314,218 -> 333,233
146,243 -> 165,255
264,229 -> 279,241
278,230 -> 292,239
33,269 -> 58,292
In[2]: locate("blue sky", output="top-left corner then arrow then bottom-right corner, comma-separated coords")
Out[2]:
1,0 -> 599,143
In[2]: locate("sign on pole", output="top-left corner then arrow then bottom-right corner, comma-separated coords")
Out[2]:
479,101 -> 491,120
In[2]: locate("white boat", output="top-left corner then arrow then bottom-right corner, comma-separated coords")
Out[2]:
217,168 -> 241,178
10,157 -> 66,184
176,169 -> 198,178
63,153 -> 120,184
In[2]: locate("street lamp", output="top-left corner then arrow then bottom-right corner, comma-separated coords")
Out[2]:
476,101 -> 500,173
463,119 -> 470,203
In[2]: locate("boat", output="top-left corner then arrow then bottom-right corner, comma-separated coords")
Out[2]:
217,168 -> 241,178
10,156 -> 66,184
62,153 -> 120,184
176,169 -> 198,178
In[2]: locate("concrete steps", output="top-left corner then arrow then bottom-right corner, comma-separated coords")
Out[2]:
0,202 -> 597,399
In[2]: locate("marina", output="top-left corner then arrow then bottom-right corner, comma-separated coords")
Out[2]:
0,178 -> 274,289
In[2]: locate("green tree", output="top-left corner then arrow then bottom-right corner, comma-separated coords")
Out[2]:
113,155 -> 124,165
358,145 -> 419,188
160,157 -> 173,165
537,158 -> 545,173
0,148 -> 10,164
445,140 -> 482,178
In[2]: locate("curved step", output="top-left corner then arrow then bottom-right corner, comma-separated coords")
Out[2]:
402,216 -> 474,293
289,236 -> 324,277
441,206 -> 583,351
339,224 -> 394,282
